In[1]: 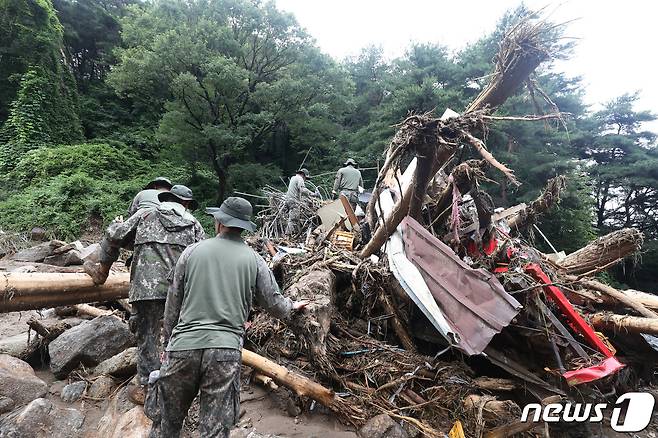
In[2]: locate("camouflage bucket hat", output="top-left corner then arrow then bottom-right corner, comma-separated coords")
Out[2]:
344,158 -> 357,166
207,197 -> 257,232
158,184 -> 199,211
144,176 -> 173,190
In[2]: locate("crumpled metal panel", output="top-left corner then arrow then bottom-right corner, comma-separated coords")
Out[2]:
401,216 -> 522,355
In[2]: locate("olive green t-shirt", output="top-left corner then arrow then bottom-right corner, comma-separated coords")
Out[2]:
165,234 -> 292,351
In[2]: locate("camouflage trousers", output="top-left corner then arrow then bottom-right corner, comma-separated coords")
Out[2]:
149,348 -> 241,438
130,300 -> 165,385
340,189 -> 358,211
284,199 -> 301,236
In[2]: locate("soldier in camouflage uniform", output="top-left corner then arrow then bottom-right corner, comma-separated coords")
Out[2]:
149,197 -> 307,438
83,185 -> 205,403
128,176 -> 173,216
284,168 -> 316,236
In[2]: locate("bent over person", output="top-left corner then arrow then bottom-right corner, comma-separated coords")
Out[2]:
150,197 -> 307,438
84,185 -> 205,403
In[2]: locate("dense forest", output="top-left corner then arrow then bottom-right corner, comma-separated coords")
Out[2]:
1,0 -> 657,290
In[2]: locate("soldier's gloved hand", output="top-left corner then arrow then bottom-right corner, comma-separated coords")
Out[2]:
114,215 -> 124,223
313,189 -> 321,198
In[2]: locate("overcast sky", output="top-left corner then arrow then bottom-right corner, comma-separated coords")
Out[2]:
275,0 -> 657,128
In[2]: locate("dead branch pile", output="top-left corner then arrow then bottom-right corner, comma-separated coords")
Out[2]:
246,11 -> 658,437
257,185 -> 324,240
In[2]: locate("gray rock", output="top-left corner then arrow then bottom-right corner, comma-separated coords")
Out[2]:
0,354 -> 48,406
0,333 -> 30,358
0,398 -> 84,438
43,249 -> 82,267
93,347 -> 137,377
0,397 -> 14,415
49,315 -> 136,378
79,243 -> 100,263
61,381 -> 87,403
88,375 -> 115,399
30,227 -> 47,242
359,414 -> 409,438
48,380 -> 67,396
52,241 -> 84,255
10,241 -> 64,262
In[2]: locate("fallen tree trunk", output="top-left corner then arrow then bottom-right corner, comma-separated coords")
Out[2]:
590,313 -> 658,335
0,272 -> 129,312
568,276 -> 658,319
242,348 -> 363,424
559,228 -> 643,275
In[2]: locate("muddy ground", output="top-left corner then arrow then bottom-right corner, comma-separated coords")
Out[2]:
0,310 -> 357,437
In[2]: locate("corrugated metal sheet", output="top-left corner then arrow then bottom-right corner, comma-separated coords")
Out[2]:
401,216 -> 522,355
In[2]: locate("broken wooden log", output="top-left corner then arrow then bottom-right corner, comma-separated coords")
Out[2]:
463,394 -> 519,421
568,276 -> 658,319
483,396 -> 561,438
617,289 -> 658,311
0,272 -> 129,312
242,348 -> 362,424
590,313 -> 658,335
559,228 -> 643,275
472,377 -> 517,392
361,16 -> 565,258
20,318 -> 72,362
379,291 -> 416,353
74,304 -> 116,319
253,373 -> 278,391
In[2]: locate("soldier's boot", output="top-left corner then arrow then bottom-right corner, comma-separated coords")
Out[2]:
128,384 -> 147,405
83,261 -> 111,285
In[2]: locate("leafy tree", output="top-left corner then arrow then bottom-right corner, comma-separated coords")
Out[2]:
110,0 -> 351,201
0,0 -> 83,169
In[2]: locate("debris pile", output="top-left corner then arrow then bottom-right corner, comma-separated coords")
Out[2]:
0,11 -> 657,438
239,11 -> 658,437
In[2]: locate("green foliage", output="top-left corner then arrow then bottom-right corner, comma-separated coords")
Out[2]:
0,67 -> 83,170
0,0 -> 79,123
0,141 -> 200,238
0,142 -> 147,237
0,0 -> 656,288
109,0 -> 351,201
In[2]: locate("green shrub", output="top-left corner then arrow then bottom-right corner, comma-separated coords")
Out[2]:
0,141 -> 190,238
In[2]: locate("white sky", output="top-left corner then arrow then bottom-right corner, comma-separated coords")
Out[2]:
275,0 -> 657,129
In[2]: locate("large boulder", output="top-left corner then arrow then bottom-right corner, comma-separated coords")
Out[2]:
9,241 -> 64,263
0,355 -> 47,406
0,398 -> 84,438
92,347 -> 137,377
49,316 -> 136,378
